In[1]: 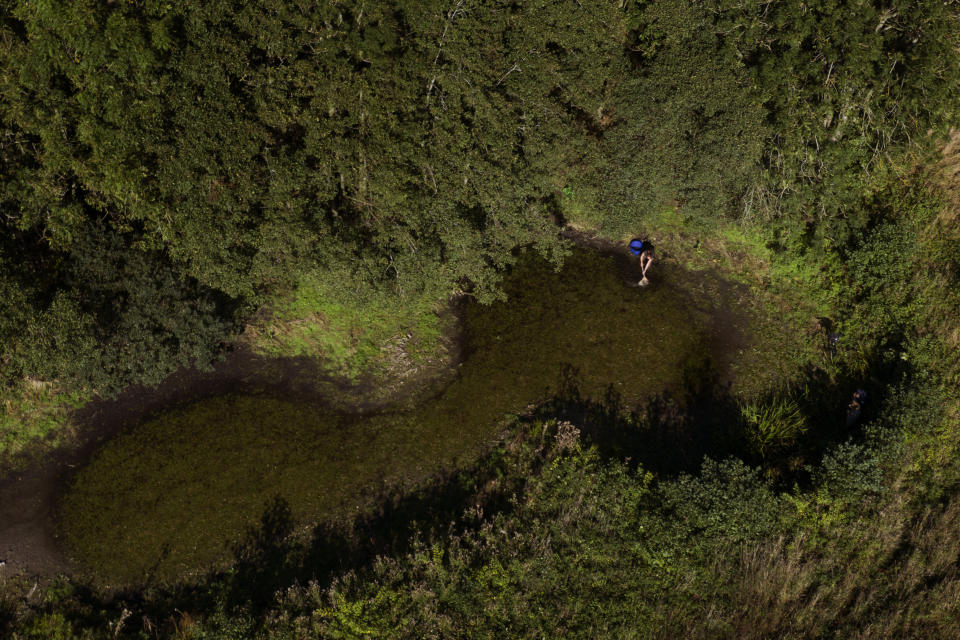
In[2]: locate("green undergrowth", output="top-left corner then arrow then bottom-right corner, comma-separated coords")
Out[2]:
214,385 -> 953,639
246,267 -> 449,380
739,396 -> 808,460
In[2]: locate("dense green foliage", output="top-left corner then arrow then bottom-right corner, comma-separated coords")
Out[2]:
2,0 -> 960,637
2,0 -> 957,395
1,224 -> 240,393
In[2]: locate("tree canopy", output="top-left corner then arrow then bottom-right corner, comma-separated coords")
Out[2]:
1,0 -> 957,392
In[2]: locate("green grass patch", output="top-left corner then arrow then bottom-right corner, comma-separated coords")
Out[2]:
247,266 -> 446,380
558,184 -> 607,232
630,211 -> 833,395
739,396 -> 808,459
0,382 -> 90,463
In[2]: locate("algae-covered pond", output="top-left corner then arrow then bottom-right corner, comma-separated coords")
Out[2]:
58,247 -> 753,584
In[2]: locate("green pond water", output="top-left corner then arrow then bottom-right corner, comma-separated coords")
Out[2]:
59,248 -> 743,584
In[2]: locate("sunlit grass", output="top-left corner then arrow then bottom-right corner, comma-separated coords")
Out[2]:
0,381 -> 89,462
739,397 -> 808,459
246,266 -> 447,381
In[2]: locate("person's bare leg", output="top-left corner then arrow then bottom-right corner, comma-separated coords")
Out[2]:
639,253 -> 652,286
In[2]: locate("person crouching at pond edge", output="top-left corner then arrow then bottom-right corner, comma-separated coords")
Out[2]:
629,239 -> 655,286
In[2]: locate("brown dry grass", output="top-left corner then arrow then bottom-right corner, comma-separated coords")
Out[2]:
932,128 -> 960,357
939,128 -> 960,197
932,129 -> 960,255
681,490 -> 960,639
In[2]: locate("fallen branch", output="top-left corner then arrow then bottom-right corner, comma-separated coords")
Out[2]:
426,0 -> 466,102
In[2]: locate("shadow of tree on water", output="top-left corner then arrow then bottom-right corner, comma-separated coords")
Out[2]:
534,362 -> 744,476
230,496 -> 298,610
224,444 -> 540,614
537,347 -> 905,483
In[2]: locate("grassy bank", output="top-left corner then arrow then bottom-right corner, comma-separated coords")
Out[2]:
0,268 -> 450,465
0,382 -> 89,466
242,267 -> 452,382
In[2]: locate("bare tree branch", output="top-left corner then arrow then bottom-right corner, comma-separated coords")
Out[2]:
426,0 -> 466,103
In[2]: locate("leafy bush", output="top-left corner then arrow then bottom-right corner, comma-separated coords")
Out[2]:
812,441 -> 884,506
1,224 -> 243,394
651,458 -> 784,548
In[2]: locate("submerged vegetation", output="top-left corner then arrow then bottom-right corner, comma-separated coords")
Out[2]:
58,248 -> 746,584
1,0 -> 960,638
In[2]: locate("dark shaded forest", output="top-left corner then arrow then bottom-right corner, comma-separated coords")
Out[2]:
2,0 -> 960,637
